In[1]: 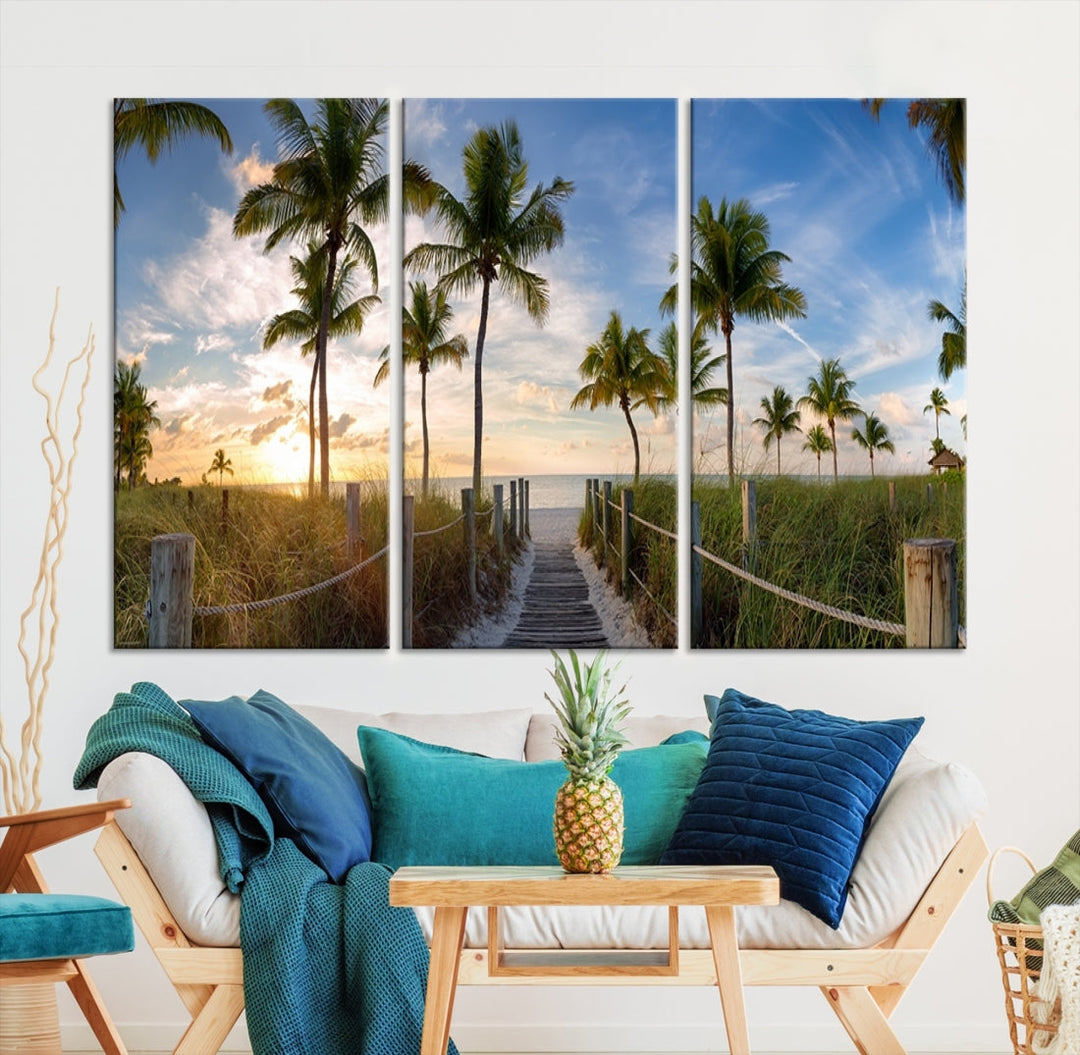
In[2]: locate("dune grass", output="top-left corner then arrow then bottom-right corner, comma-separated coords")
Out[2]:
578,472 -> 965,649
695,473 -> 966,648
115,483 -> 390,648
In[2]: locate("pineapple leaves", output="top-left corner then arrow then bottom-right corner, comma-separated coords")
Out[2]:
546,650 -> 631,781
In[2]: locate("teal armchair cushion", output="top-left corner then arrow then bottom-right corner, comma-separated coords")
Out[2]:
0,894 -> 134,963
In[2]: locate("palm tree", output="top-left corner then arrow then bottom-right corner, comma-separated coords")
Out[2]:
752,385 -> 801,475
851,412 -> 895,478
923,386 -> 951,440
209,448 -> 233,486
264,245 -> 380,496
655,321 -> 726,414
234,99 -> 429,498
114,98 -> 232,228
928,276 -> 966,381
798,358 -> 860,483
863,98 -> 965,204
570,311 -> 666,483
930,436 -> 947,457
801,424 -> 833,482
375,280 -> 469,497
404,121 -> 574,495
113,361 -> 160,491
661,196 -> 806,485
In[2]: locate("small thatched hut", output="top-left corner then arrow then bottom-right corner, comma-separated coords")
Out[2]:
928,448 -> 965,474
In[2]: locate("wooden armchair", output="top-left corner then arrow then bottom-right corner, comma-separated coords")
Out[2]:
0,799 -> 134,1055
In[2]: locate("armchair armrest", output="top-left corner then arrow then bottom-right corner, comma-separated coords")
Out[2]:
1,799 -> 130,892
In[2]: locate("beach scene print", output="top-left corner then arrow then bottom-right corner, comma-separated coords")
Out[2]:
114,98 -> 391,648
401,99 -> 678,648
688,98 -> 966,648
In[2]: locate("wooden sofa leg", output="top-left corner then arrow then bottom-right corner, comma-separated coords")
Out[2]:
67,960 -> 128,1055
822,985 -> 906,1055
173,984 -> 244,1055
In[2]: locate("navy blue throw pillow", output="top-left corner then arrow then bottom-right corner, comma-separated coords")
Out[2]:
662,688 -> 923,928
182,690 -> 372,881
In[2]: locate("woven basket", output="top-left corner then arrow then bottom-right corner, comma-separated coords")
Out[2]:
989,846 -> 1062,1055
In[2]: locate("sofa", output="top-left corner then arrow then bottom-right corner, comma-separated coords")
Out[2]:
89,695 -> 988,1055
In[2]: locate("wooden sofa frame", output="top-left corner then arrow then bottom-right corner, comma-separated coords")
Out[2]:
95,821 -> 988,1055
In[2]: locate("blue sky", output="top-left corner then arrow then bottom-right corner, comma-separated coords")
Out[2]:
691,99 -> 966,477
115,99 -> 392,486
403,98 -> 677,482
115,97 -> 964,486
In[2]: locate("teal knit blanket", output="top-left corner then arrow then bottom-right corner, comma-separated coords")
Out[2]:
74,682 -> 456,1055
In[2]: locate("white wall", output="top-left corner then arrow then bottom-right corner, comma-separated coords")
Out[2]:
1,2 -> 1077,1051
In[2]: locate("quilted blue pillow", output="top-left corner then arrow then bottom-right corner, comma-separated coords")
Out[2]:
661,688 -> 923,928
182,689 -> 372,881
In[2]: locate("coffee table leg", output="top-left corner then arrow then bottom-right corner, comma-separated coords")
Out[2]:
422,906 -> 468,1055
705,905 -> 752,1055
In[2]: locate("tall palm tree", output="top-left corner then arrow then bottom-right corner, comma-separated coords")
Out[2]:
928,275 -> 966,381
114,98 -> 232,228
264,245 -> 380,496
801,424 -> 833,482
113,361 -> 160,491
798,358 -> 860,483
923,386 -> 951,439
655,321 -> 726,414
234,99 -> 429,498
661,196 -> 806,485
208,448 -> 233,486
863,98 -> 965,204
753,386 -> 801,475
851,412 -> 895,478
375,280 -> 469,497
404,121 -> 574,495
570,311 -> 666,483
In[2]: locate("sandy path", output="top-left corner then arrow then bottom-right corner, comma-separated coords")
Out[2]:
452,508 -> 652,649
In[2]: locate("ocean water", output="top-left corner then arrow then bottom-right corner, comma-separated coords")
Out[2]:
418,474 -> 676,510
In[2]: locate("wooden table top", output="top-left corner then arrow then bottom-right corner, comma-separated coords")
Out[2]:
389,864 -> 780,908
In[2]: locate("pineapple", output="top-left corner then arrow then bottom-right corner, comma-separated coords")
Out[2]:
546,650 -> 632,874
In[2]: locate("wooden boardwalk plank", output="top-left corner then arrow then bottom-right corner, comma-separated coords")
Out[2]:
501,538 -> 609,649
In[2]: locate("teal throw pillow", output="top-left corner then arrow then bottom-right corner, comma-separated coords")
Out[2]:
182,689 -> 372,881
357,727 -> 707,870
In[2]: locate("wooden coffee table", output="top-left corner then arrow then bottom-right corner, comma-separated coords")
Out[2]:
389,864 -> 780,1055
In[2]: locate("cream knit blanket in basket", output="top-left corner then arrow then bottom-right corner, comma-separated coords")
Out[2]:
1033,903 -> 1080,1055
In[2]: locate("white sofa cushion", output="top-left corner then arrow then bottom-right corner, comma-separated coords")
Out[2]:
96,709 -> 986,953
296,704 -> 534,765
524,712 -> 711,761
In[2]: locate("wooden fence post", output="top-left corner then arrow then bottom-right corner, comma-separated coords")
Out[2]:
888,481 -> 897,512
926,483 -> 933,505
584,479 -> 593,543
602,480 -> 612,563
345,482 -> 362,559
402,496 -> 414,649
621,488 -> 634,597
741,478 -> 757,573
220,488 -> 229,537
592,477 -> 601,526
150,533 -> 195,648
524,480 -> 530,538
903,538 -> 958,647
517,477 -> 525,540
493,484 -> 504,559
510,479 -> 518,538
187,489 -> 194,510
690,501 -> 703,648
462,488 -> 477,606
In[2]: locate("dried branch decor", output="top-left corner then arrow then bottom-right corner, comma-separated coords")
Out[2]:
0,290 -> 94,814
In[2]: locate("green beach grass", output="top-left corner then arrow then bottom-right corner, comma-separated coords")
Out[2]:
579,472 -> 965,649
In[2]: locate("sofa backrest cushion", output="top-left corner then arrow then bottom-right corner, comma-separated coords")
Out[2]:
182,690 -> 372,882
358,727 -> 708,870
300,704 -> 533,766
661,688 -> 923,929
525,712 -> 711,761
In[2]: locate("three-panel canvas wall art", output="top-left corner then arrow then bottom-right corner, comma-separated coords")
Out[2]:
114,98 -> 966,651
